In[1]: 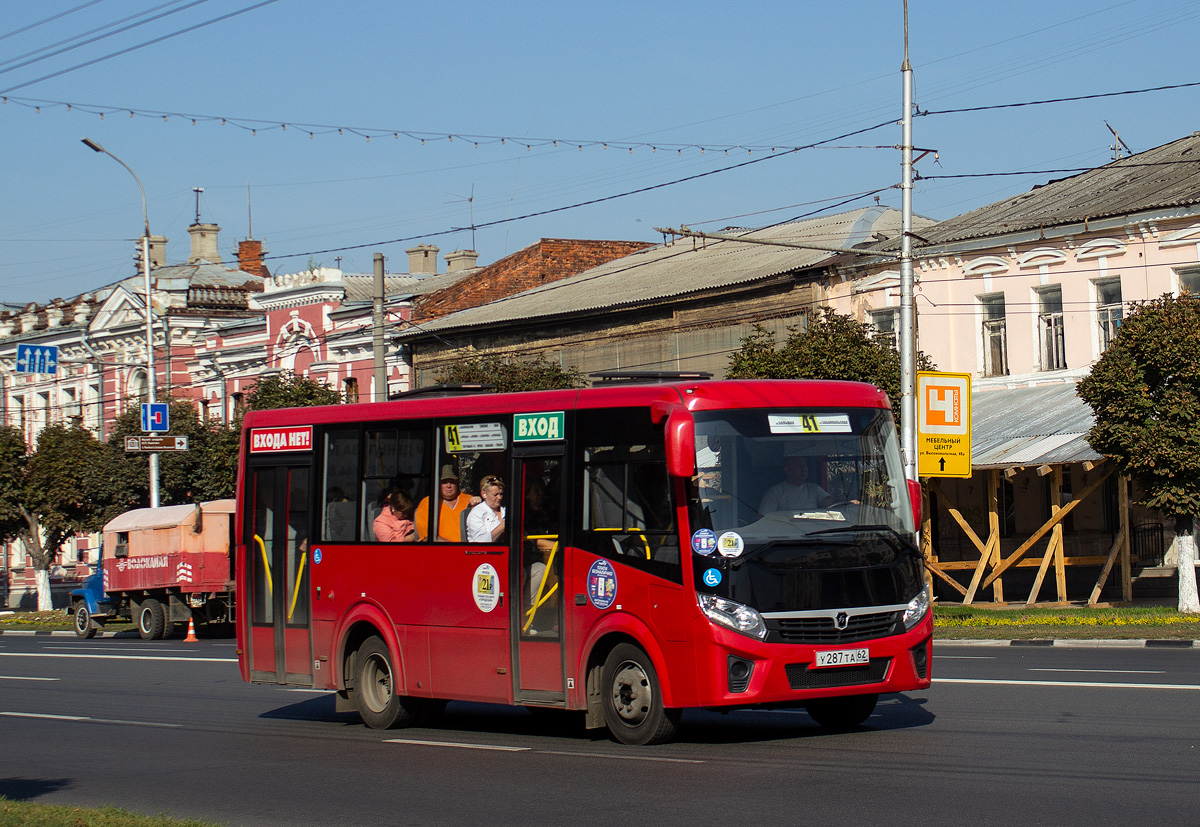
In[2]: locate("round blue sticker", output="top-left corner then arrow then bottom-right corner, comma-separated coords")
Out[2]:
702,567 -> 722,587
312,548 -> 322,565
587,559 -> 618,610
691,528 -> 717,555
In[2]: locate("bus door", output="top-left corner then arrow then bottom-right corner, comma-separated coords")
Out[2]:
511,449 -> 567,704
244,463 -> 313,685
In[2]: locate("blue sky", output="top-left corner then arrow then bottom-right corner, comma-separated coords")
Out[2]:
2,0 -> 1199,305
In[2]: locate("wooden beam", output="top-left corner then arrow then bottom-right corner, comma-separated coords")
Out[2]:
936,555 -> 1114,569
989,469 -> 1003,603
925,560 -> 968,597
1026,530 -> 1059,606
982,467 -> 1114,588
928,480 -> 989,557
1004,467 -> 1022,479
1036,464 -> 1053,477
1119,476 -> 1132,602
1052,466 -> 1068,603
1088,529 -> 1126,606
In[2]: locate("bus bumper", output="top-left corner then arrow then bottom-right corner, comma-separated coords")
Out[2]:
689,612 -> 933,709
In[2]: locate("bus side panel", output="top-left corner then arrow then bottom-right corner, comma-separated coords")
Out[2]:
420,545 -> 512,704
311,619 -> 336,689
250,625 -> 275,674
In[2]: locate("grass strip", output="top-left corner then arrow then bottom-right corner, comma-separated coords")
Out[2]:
0,798 -> 221,827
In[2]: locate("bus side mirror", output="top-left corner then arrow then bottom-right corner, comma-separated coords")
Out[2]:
907,479 -> 923,528
652,402 -> 696,478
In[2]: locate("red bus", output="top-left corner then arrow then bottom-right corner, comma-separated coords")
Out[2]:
235,379 -> 931,745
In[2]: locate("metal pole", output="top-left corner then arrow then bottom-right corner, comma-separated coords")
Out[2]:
373,253 -> 386,402
82,138 -> 159,506
898,5 -> 917,482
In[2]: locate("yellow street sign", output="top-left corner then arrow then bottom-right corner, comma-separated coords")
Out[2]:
917,371 -> 972,478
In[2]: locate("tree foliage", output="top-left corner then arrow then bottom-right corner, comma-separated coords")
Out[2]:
245,371 -> 342,410
434,353 -> 586,393
726,307 -> 935,427
1078,293 -> 1200,518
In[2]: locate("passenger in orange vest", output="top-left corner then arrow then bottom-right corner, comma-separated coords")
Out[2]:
415,465 -> 478,542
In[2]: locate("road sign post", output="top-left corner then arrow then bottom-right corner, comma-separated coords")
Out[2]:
916,371 -> 972,478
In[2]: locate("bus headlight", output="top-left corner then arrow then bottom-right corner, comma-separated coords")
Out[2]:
698,593 -> 768,640
903,586 -> 930,630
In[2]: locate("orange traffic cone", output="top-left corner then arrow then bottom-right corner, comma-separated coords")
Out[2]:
184,617 -> 198,642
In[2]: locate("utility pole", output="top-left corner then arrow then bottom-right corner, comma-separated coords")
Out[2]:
373,253 -> 386,402
899,1 -> 917,482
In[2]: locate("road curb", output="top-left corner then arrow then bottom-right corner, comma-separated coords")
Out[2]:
0,629 -> 128,637
937,638 -> 1197,648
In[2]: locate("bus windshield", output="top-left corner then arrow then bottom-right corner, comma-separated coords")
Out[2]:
687,407 -> 920,611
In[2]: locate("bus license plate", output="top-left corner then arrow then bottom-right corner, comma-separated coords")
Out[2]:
814,648 -> 869,668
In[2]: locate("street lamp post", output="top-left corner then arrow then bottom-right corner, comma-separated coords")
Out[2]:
81,137 -> 160,507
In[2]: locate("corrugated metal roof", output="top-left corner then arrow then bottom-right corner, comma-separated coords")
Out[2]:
905,132 -> 1200,249
971,382 -> 1102,469
341,274 -> 424,303
400,207 -> 922,337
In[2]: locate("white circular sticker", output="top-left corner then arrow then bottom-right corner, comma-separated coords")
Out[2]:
717,531 -> 745,558
473,563 -> 500,612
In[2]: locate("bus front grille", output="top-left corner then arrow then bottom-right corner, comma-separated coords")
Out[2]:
785,657 -> 891,690
769,610 -> 902,644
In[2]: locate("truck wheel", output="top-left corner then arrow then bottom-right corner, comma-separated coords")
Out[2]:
138,598 -> 166,640
806,694 -> 878,730
601,643 -> 680,745
354,636 -> 416,730
73,602 -> 96,639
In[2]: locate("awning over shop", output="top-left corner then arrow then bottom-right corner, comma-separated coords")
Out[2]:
971,382 -> 1102,470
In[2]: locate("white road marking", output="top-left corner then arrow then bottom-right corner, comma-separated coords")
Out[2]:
384,738 -> 529,752
284,689 -> 330,694
1029,668 -> 1166,674
0,675 -> 59,681
0,711 -> 181,728
938,655 -> 997,659
537,750 -> 704,763
0,652 -> 235,663
936,678 -> 1200,690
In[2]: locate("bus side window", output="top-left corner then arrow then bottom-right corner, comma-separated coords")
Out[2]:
576,408 -> 681,584
321,428 -> 360,542
362,425 -> 431,543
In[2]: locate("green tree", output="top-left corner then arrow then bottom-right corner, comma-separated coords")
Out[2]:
0,424 -> 108,610
434,353 -> 586,393
245,371 -> 342,410
727,307 -> 935,428
1077,292 -> 1200,613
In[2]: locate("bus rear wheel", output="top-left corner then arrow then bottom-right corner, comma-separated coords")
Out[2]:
805,693 -> 878,730
354,636 -> 417,730
138,599 -> 165,640
73,602 -> 96,639
601,643 -> 680,745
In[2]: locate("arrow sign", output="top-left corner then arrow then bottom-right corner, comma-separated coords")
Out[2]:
15,344 -> 59,375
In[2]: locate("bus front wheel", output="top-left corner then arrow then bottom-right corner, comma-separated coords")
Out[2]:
601,643 -> 680,746
354,637 -> 416,730
805,693 -> 878,730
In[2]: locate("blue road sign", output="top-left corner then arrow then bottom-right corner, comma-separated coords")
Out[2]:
15,344 -> 58,375
141,402 -> 169,433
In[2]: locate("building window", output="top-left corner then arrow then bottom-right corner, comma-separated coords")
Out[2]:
1037,286 -> 1066,371
343,377 -> 359,404
1095,279 -> 1122,351
64,386 -> 81,424
232,392 -> 245,416
979,293 -> 1008,377
1177,266 -> 1200,295
869,309 -> 900,351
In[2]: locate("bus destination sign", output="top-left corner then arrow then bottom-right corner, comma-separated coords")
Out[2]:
444,422 -> 506,453
249,425 -> 313,453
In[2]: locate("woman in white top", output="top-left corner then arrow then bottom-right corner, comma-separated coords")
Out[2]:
466,475 -> 506,542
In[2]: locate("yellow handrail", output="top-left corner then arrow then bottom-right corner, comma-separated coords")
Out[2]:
523,534 -> 559,633
288,546 -> 307,622
254,535 -> 272,595
595,527 -> 651,559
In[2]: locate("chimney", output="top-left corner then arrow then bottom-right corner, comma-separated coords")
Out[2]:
406,244 -> 440,275
133,235 -> 169,275
188,223 -> 221,263
445,249 -> 479,273
237,238 -> 271,278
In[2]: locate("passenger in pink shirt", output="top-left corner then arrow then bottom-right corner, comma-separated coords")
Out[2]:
373,489 -> 415,543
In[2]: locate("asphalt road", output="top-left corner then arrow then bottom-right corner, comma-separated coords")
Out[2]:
1,635 -> 1198,827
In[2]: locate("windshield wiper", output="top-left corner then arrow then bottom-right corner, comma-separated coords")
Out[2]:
804,524 -> 917,553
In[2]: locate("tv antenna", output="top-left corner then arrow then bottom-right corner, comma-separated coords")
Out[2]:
447,184 -> 477,251
192,187 -> 204,224
1105,122 -> 1131,161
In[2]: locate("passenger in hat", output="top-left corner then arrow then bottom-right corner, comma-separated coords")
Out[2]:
414,463 -> 479,542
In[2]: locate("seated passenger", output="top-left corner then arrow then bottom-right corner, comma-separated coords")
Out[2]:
414,465 -> 479,542
758,455 -> 835,514
373,489 -> 415,542
466,476 -> 506,543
